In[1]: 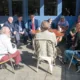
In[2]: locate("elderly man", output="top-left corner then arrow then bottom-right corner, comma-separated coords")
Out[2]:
3,16 -> 15,42
58,16 -> 69,33
0,27 -> 23,70
4,17 -> 14,35
35,21 -> 57,60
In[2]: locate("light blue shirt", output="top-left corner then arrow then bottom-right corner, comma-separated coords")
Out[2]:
58,21 -> 69,27
19,22 -> 22,32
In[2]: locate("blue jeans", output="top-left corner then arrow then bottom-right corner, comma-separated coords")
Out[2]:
64,50 -> 78,65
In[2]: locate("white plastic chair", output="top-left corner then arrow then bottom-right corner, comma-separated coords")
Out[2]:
34,39 -> 56,74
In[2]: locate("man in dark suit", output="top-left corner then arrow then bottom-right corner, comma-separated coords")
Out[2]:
4,17 -> 15,40
28,14 -> 40,44
14,16 -> 28,46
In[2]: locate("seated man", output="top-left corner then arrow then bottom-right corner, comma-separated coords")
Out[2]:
4,17 -> 15,41
34,21 -> 57,60
14,16 -> 28,46
0,27 -> 23,70
66,15 -> 80,48
58,16 -> 69,33
64,23 -> 80,68
28,14 -> 40,45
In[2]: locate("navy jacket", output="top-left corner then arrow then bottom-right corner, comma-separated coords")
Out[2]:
14,20 -> 25,32
28,19 -> 40,31
4,21 -> 15,33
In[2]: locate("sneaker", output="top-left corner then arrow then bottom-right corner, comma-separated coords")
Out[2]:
14,64 -> 24,70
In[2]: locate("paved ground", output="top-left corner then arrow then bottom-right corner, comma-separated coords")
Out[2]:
0,43 -> 80,80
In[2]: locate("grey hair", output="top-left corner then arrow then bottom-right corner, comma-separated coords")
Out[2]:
41,21 -> 49,31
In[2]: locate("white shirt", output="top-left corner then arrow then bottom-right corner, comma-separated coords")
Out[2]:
0,34 -> 17,59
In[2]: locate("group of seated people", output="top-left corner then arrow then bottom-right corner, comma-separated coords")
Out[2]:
57,16 -> 80,71
0,14 -> 80,71
3,16 -> 28,48
60,16 -> 80,70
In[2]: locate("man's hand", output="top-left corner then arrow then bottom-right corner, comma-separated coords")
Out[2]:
57,37 -> 62,42
19,31 -> 24,34
14,31 -> 16,35
30,29 -> 35,34
71,45 -> 75,50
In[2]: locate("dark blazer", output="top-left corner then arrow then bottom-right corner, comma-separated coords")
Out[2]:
14,20 -> 25,32
74,32 -> 80,50
4,21 -> 15,32
28,19 -> 40,31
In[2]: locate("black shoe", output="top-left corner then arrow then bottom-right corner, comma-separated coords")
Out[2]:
2,63 -> 7,69
14,64 -> 24,70
0,64 -> 7,69
30,42 -> 32,45
59,57 -> 67,64
76,63 -> 80,71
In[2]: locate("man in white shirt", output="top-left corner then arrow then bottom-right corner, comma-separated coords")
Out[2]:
0,27 -> 23,70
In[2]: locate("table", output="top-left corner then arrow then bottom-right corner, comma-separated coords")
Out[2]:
48,29 -> 64,37
31,29 -> 64,37
31,29 -> 64,42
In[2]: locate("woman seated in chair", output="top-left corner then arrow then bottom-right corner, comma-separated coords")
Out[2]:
63,23 -> 80,69
58,16 -> 69,33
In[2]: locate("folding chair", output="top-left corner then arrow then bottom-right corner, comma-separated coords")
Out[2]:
68,50 -> 80,72
34,39 -> 57,74
0,53 -> 15,73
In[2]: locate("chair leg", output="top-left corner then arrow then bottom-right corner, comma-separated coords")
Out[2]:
10,60 -> 15,74
48,59 -> 53,74
76,69 -> 80,73
68,54 -> 74,69
36,58 -> 40,72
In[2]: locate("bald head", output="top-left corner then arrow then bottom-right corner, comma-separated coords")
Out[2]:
41,21 -> 50,31
8,17 -> 13,23
1,27 -> 10,37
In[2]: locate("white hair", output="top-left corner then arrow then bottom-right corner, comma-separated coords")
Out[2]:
8,16 -> 13,21
1,27 -> 9,34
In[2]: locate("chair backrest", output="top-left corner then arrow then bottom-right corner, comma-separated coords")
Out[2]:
34,39 -> 55,57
